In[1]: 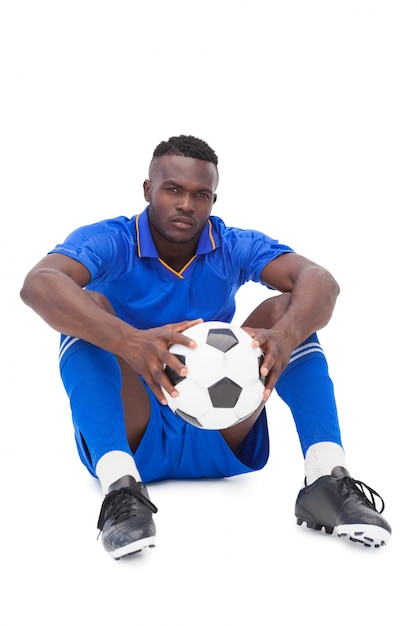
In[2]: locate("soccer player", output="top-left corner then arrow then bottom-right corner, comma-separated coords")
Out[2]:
20,135 -> 391,559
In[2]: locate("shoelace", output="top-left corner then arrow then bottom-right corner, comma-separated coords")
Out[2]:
97,485 -> 158,533
337,475 -> 385,514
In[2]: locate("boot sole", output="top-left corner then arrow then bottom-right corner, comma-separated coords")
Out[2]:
297,518 -> 391,548
109,536 -> 156,560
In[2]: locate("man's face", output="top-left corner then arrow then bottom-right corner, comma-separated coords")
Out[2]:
144,155 -> 218,245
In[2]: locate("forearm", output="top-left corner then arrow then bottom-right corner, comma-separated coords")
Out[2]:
20,268 -> 133,355
273,265 -> 340,348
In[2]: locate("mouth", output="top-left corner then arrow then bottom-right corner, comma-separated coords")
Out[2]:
171,217 -> 195,229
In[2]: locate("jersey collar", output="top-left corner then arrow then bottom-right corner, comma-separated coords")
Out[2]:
135,207 -> 219,258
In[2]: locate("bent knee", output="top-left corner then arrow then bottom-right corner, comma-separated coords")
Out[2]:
243,293 -> 291,328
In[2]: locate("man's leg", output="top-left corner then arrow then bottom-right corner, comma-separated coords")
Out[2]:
224,295 -> 391,547
221,293 -> 345,477
59,291 -> 157,559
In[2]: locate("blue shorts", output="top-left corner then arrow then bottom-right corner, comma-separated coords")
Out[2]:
72,370 -> 270,483
69,359 -> 270,483
130,384 -> 270,482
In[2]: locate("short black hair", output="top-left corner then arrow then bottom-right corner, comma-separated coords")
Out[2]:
152,135 -> 218,167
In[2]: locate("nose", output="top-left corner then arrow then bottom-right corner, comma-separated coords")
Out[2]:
177,192 -> 194,212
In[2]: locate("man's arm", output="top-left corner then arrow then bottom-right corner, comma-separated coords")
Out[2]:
246,252 -> 340,399
20,253 -> 201,402
20,253 -> 133,351
261,252 -> 340,345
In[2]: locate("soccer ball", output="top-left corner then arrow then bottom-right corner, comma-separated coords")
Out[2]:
163,321 -> 265,430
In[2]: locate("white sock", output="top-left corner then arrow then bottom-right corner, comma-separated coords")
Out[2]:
95,450 -> 141,495
304,442 -> 346,486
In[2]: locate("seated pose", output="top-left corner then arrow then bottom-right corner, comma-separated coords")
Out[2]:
20,134 -> 391,559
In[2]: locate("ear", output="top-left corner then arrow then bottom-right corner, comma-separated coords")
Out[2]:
143,179 -> 151,202
213,194 -> 217,204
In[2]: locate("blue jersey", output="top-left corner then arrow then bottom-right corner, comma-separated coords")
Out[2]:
50,208 -> 294,329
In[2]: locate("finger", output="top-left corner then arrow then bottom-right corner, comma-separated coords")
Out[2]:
241,325 -> 257,340
262,371 -> 279,402
164,351 -> 189,377
149,382 -> 169,404
159,369 -> 182,401
262,386 -> 272,402
147,367 -> 180,404
256,338 -> 276,375
241,325 -> 263,349
262,353 -> 286,400
168,322 -> 204,349
171,318 -> 204,334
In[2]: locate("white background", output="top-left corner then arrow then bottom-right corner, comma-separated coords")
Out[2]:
1,1 -> 415,624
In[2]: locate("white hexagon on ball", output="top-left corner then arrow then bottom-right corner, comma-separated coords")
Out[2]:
163,321 -> 265,430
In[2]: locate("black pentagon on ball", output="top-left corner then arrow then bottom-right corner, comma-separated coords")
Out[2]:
208,377 -> 242,408
175,409 -> 203,428
206,328 -> 239,353
165,354 -> 186,386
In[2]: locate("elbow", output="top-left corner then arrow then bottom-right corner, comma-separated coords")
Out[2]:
318,265 -> 340,298
326,271 -> 340,306
313,265 -> 340,299
20,276 -> 35,307
332,274 -> 341,298
20,272 -> 44,308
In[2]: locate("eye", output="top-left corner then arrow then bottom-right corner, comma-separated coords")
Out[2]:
166,187 -> 178,193
197,192 -> 210,199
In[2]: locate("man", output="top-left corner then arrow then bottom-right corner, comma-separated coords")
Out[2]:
20,135 -> 391,559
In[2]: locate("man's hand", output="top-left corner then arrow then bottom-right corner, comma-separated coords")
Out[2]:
121,319 -> 203,404
242,326 -> 294,402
